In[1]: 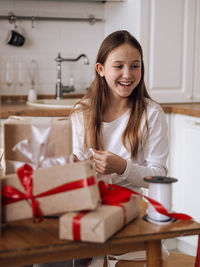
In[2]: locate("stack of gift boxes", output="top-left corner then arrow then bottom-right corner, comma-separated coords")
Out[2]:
1,116 -> 139,242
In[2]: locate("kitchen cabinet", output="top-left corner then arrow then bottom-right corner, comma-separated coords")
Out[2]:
169,113 -> 200,255
140,0 -> 200,103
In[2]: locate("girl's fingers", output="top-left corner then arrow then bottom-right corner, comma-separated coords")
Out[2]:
93,149 -> 104,155
93,151 -> 104,161
93,158 -> 102,165
95,164 -> 105,174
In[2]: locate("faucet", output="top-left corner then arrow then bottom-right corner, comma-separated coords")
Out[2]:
55,52 -> 89,99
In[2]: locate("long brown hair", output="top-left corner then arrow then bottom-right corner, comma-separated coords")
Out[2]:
70,30 -> 151,159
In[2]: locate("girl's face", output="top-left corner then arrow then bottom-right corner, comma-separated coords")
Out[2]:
96,43 -> 142,99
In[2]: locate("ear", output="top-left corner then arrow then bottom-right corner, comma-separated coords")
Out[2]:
96,63 -> 105,77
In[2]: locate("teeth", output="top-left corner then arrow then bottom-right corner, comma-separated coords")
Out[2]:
119,81 -> 132,86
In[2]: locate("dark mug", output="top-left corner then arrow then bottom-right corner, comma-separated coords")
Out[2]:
6,30 -> 25,47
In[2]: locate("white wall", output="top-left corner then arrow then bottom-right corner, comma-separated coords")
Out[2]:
104,0 -> 140,40
0,0 -> 105,96
0,0 -> 141,97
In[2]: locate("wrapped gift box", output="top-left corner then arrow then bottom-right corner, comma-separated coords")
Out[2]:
59,197 -> 139,243
2,160 -> 100,222
4,116 -> 72,174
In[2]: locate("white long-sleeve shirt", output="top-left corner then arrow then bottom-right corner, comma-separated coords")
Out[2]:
70,98 -> 168,191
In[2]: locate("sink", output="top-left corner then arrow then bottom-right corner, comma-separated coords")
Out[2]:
26,98 -> 81,109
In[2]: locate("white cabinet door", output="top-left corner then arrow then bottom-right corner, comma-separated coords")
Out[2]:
181,116 -> 200,222
193,0 -> 200,101
140,0 -> 197,103
169,114 -> 185,210
169,114 -> 200,254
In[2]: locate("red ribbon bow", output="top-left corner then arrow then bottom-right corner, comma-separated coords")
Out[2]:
2,164 -> 96,222
98,181 -> 132,205
3,164 -> 42,222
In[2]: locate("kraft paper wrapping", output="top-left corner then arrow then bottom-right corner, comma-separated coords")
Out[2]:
59,197 -> 139,243
4,116 -> 73,174
2,160 -> 101,222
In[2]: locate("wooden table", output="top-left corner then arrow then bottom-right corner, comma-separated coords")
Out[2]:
0,201 -> 200,267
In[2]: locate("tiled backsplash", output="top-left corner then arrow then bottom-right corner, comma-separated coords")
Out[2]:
0,0 -> 105,96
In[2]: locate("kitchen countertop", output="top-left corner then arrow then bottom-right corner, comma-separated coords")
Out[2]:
0,94 -> 82,119
161,103 -> 200,118
1,102 -> 200,119
0,103 -> 72,118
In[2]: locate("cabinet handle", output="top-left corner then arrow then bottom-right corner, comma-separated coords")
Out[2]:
195,122 -> 200,126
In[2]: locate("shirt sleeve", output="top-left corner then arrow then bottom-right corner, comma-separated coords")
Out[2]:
115,105 -> 169,188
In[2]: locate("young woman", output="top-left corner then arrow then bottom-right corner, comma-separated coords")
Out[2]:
71,30 -> 168,193
34,30 -> 168,267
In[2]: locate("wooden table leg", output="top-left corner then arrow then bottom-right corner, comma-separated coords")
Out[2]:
147,240 -> 162,267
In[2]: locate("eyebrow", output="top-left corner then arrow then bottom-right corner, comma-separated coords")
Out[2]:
113,60 -> 141,63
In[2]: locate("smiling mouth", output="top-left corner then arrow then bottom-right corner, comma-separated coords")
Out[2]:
118,81 -> 133,87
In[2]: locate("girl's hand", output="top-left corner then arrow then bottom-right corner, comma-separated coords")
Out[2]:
92,149 -> 127,175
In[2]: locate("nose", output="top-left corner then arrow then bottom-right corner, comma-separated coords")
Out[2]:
122,66 -> 132,79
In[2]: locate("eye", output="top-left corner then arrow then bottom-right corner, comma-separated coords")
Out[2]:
131,64 -> 140,69
113,65 -> 123,69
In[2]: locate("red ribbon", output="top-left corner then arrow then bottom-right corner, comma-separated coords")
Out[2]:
98,181 -> 192,221
72,180 -> 200,267
2,164 -> 96,222
99,182 -> 200,267
72,181 -> 132,240
98,181 -> 132,226
72,211 -> 89,241
73,178 -> 193,241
